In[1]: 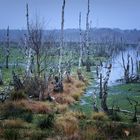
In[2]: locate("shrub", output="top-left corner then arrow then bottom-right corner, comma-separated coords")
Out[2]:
92,112 -> 108,121
37,114 -> 54,129
22,112 -> 33,123
10,90 -> 27,101
3,129 -> 20,140
110,111 -> 121,121
24,77 -> 46,98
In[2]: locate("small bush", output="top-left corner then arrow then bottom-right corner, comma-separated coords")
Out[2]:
110,112 -> 121,121
10,90 -> 27,101
37,114 -> 54,129
22,112 -> 33,123
3,129 -> 20,140
92,112 -> 108,121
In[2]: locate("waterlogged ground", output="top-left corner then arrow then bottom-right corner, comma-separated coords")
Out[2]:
71,64 -> 140,119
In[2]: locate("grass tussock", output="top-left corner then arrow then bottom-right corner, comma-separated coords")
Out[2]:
2,119 -> 26,129
3,129 -> 20,140
55,104 -> 68,113
71,92 -> 81,101
65,111 -> 86,120
55,112 -> 79,136
1,100 -> 52,115
92,112 -> 109,121
55,95 -> 75,104
22,100 -> 52,114
51,77 -> 86,104
81,127 -> 99,140
10,90 -> 27,101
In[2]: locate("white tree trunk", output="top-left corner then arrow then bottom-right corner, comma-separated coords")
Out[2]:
59,0 -> 65,79
25,3 -> 33,77
78,12 -> 82,68
5,26 -> 10,69
86,0 -> 90,55
85,0 -> 91,72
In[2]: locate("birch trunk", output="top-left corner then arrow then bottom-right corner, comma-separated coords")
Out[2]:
6,26 -> 10,69
85,0 -> 91,72
78,12 -> 82,68
59,0 -> 65,80
25,3 -> 33,77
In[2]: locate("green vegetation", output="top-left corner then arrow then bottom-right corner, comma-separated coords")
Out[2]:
0,45 -> 140,139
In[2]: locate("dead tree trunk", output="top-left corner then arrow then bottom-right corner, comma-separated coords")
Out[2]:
78,12 -> 82,69
0,69 -> 3,85
100,64 -> 112,113
127,97 -> 140,122
99,73 -> 102,98
6,26 -> 10,69
12,71 -> 23,91
59,0 -> 65,79
122,53 -> 130,83
56,0 -> 66,92
77,69 -> 84,81
85,0 -> 91,72
136,51 -> 139,78
131,57 -> 134,75
96,65 -> 99,78
25,3 -> 34,77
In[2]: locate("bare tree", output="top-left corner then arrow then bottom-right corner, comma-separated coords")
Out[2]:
122,53 -> 130,83
58,0 -> 66,79
5,26 -> 10,69
29,20 -> 45,77
85,0 -> 91,72
99,64 -> 112,113
0,69 -> 3,85
25,3 -> 34,77
78,12 -> 82,69
136,51 -> 139,78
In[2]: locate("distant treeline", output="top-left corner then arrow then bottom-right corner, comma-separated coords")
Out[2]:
0,28 -> 140,44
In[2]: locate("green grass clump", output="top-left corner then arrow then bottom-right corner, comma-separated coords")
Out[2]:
92,112 -> 109,121
3,129 -> 20,140
37,114 -> 54,129
10,90 -> 27,101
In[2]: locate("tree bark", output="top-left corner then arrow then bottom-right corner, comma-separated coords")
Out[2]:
6,26 -> 10,69
59,0 -> 66,80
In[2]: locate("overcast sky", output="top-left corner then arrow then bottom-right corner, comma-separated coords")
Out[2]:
0,0 -> 140,30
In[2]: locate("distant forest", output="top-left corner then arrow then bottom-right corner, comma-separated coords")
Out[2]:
0,28 -> 140,44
